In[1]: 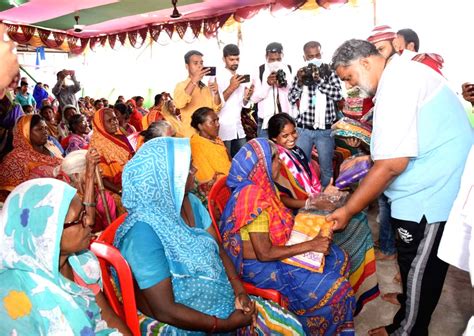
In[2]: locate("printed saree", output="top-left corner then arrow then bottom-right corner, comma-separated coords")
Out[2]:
220,138 -> 356,335
0,178 -> 119,335
115,137 -> 304,335
90,108 -> 134,187
275,143 -> 379,315
0,115 -> 63,195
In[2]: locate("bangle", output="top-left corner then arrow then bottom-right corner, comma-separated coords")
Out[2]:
210,315 -> 218,333
82,201 -> 97,207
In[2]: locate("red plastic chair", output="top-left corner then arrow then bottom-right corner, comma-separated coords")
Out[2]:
90,240 -> 140,336
208,176 -> 287,308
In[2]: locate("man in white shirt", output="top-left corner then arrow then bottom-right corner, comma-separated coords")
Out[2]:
329,39 -> 472,336
216,44 -> 254,157
251,42 -> 292,138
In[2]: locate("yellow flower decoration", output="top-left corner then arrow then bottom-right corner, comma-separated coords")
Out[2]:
3,290 -> 32,319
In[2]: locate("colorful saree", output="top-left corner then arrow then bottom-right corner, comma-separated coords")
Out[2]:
115,137 -> 304,335
0,115 -> 63,195
90,108 -> 134,187
0,178 -> 119,335
220,138 -> 356,335
65,133 -> 89,154
142,105 -> 164,130
275,143 -> 379,315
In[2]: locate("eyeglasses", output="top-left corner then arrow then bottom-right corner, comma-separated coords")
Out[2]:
63,209 -> 87,230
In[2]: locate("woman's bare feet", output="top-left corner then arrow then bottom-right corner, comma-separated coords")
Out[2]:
368,326 -> 389,335
381,292 -> 400,305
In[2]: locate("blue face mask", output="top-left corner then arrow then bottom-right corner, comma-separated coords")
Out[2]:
307,58 -> 323,67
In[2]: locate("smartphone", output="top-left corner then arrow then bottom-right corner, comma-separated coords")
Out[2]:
240,74 -> 250,83
204,66 -> 216,76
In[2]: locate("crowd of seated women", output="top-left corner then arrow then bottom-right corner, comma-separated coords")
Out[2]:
0,78 -> 379,334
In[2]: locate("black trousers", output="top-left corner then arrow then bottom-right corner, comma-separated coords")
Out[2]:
386,217 -> 449,336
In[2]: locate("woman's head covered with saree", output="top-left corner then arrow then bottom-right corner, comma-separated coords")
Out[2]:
114,137 -> 234,317
0,114 -> 62,193
90,107 -> 134,183
0,178 -> 114,334
220,138 -> 294,272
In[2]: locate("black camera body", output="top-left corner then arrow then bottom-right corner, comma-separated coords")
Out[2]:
275,69 -> 287,88
301,63 -> 319,86
301,62 -> 332,86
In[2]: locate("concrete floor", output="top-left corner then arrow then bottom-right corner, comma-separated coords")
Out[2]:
354,209 -> 474,335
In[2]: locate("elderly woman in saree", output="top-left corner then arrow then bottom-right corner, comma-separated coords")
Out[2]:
114,137 -> 304,335
54,149 -> 117,233
267,113 -> 379,315
90,107 -> 134,202
220,138 -> 356,335
0,114 -> 63,202
0,176 -> 131,335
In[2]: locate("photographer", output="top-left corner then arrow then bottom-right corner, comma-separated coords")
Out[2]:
251,42 -> 292,138
52,69 -> 81,112
288,41 -> 343,187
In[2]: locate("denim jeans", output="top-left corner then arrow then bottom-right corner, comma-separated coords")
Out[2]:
296,127 -> 334,187
378,193 -> 397,255
224,138 -> 247,158
257,119 -> 268,138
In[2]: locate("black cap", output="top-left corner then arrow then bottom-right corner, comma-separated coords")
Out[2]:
266,42 -> 283,53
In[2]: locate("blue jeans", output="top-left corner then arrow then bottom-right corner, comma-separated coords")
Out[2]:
296,127 -> 334,187
224,138 -> 247,157
257,119 -> 268,138
378,193 -> 396,255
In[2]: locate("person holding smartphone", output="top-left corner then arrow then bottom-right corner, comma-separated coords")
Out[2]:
216,44 -> 254,157
52,69 -> 81,112
173,50 -> 222,138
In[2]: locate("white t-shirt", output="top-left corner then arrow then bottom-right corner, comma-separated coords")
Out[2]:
371,54 -> 473,223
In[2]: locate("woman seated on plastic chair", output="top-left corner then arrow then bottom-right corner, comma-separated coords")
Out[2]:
267,113 -> 379,315
220,138 -> 356,335
0,161 -> 130,334
114,137 -> 304,335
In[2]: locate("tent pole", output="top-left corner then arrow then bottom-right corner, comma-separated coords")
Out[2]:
373,0 -> 377,26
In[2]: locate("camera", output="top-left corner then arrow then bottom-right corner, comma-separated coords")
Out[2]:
300,62 -> 332,86
275,69 -> 287,88
301,63 -> 318,86
73,25 -> 85,33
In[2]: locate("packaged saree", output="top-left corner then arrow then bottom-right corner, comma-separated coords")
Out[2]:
335,154 -> 372,189
331,117 -> 372,145
283,193 -> 348,273
282,210 -> 331,272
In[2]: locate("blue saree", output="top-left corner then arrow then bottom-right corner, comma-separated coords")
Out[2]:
0,178 -> 118,335
114,137 -> 304,335
220,138 -> 356,335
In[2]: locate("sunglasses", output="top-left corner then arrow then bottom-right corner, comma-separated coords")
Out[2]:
64,209 -> 87,230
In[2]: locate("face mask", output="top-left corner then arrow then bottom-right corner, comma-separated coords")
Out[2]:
307,58 -> 323,67
268,61 -> 282,73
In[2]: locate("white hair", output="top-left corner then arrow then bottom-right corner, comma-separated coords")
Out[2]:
53,149 -> 87,178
